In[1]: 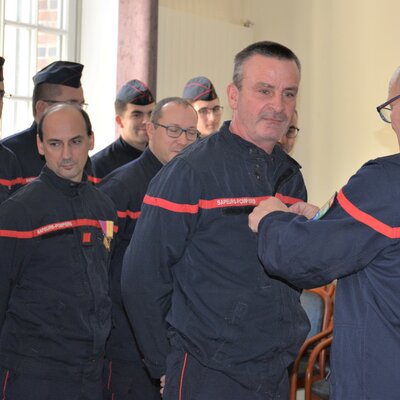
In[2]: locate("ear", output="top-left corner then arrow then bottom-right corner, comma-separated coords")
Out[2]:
227,83 -> 239,110
146,121 -> 154,141
36,134 -> 45,156
88,132 -> 95,151
35,100 -> 48,121
115,114 -> 123,128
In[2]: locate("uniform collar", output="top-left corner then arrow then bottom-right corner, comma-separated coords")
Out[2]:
40,165 -> 88,197
220,120 -> 302,168
118,136 -> 144,158
142,146 -> 163,169
220,121 -> 275,160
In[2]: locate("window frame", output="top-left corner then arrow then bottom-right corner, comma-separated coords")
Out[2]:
0,0 -> 81,138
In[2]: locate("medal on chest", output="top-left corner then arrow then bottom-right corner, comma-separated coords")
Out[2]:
99,220 -> 114,251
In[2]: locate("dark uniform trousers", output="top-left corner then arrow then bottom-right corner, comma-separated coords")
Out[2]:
0,359 -> 103,400
163,347 -> 289,400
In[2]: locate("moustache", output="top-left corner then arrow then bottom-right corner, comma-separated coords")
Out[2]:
60,160 -> 76,167
259,112 -> 288,122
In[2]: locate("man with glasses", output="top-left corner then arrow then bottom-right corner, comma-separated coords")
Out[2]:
1,61 -> 86,184
183,76 -> 223,137
278,109 -> 300,154
248,65 -> 400,400
0,56 -> 22,203
99,97 -> 197,400
91,80 -> 156,182
122,42 -> 308,399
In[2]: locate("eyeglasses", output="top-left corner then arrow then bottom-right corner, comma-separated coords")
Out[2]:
376,94 -> 400,123
0,90 -> 12,100
197,105 -> 224,116
153,122 -> 198,141
286,126 -> 300,138
42,99 -> 89,111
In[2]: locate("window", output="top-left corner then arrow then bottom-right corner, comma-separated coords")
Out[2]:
0,0 -> 80,138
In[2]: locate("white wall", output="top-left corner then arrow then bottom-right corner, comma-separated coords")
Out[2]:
243,0 -> 400,204
157,5 -> 254,121
80,0 -> 118,154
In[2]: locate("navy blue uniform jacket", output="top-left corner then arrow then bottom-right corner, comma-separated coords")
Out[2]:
258,154 -> 400,400
91,137 -> 143,181
99,148 -> 162,364
0,144 -> 22,204
121,121 -> 310,393
0,166 -> 117,374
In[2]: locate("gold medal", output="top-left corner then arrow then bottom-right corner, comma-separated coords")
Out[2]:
103,236 -> 111,251
99,220 -> 114,251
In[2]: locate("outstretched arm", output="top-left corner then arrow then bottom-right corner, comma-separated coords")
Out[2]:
248,197 -> 289,232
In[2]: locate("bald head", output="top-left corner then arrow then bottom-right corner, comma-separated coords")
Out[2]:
389,67 -> 400,95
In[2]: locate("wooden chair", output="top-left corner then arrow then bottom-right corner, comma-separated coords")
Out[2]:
304,332 -> 333,400
289,285 -> 335,400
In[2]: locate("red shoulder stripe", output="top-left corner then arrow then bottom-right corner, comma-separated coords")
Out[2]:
0,218 -> 118,239
275,192 -> 303,205
337,189 -> 400,238
88,175 -> 102,184
0,177 -> 31,187
117,210 -> 141,220
144,195 -> 199,214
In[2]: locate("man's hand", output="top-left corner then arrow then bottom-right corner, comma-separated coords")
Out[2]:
248,197 -> 288,232
160,375 -> 166,397
289,202 -> 320,219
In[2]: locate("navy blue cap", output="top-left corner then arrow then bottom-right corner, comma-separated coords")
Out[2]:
0,57 -> 4,82
183,76 -> 218,101
33,61 -> 84,88
116,79 -> 155,105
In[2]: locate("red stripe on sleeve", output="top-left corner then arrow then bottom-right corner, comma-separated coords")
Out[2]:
117,210 -> 141,220
0,177 -> 30,187
143,195 -> 199,214
337,189 -> 400,238
275,192 -> 303,205
88,175 -> 102,184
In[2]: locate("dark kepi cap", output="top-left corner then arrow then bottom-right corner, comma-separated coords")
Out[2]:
116,79 -> 155,105
33,61 -> 84,88
183,76 -> 218,101
0,57 -> 4,82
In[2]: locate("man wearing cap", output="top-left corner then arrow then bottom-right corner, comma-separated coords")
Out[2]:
1,60 -> 86,183
99,97 -> 198,400
91,79 -> 155,182
183,76 -> 223,137
0,103 -> 117,399
0,56 -> 23,203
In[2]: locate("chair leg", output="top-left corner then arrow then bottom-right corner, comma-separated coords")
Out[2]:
289,374 -> 298,400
